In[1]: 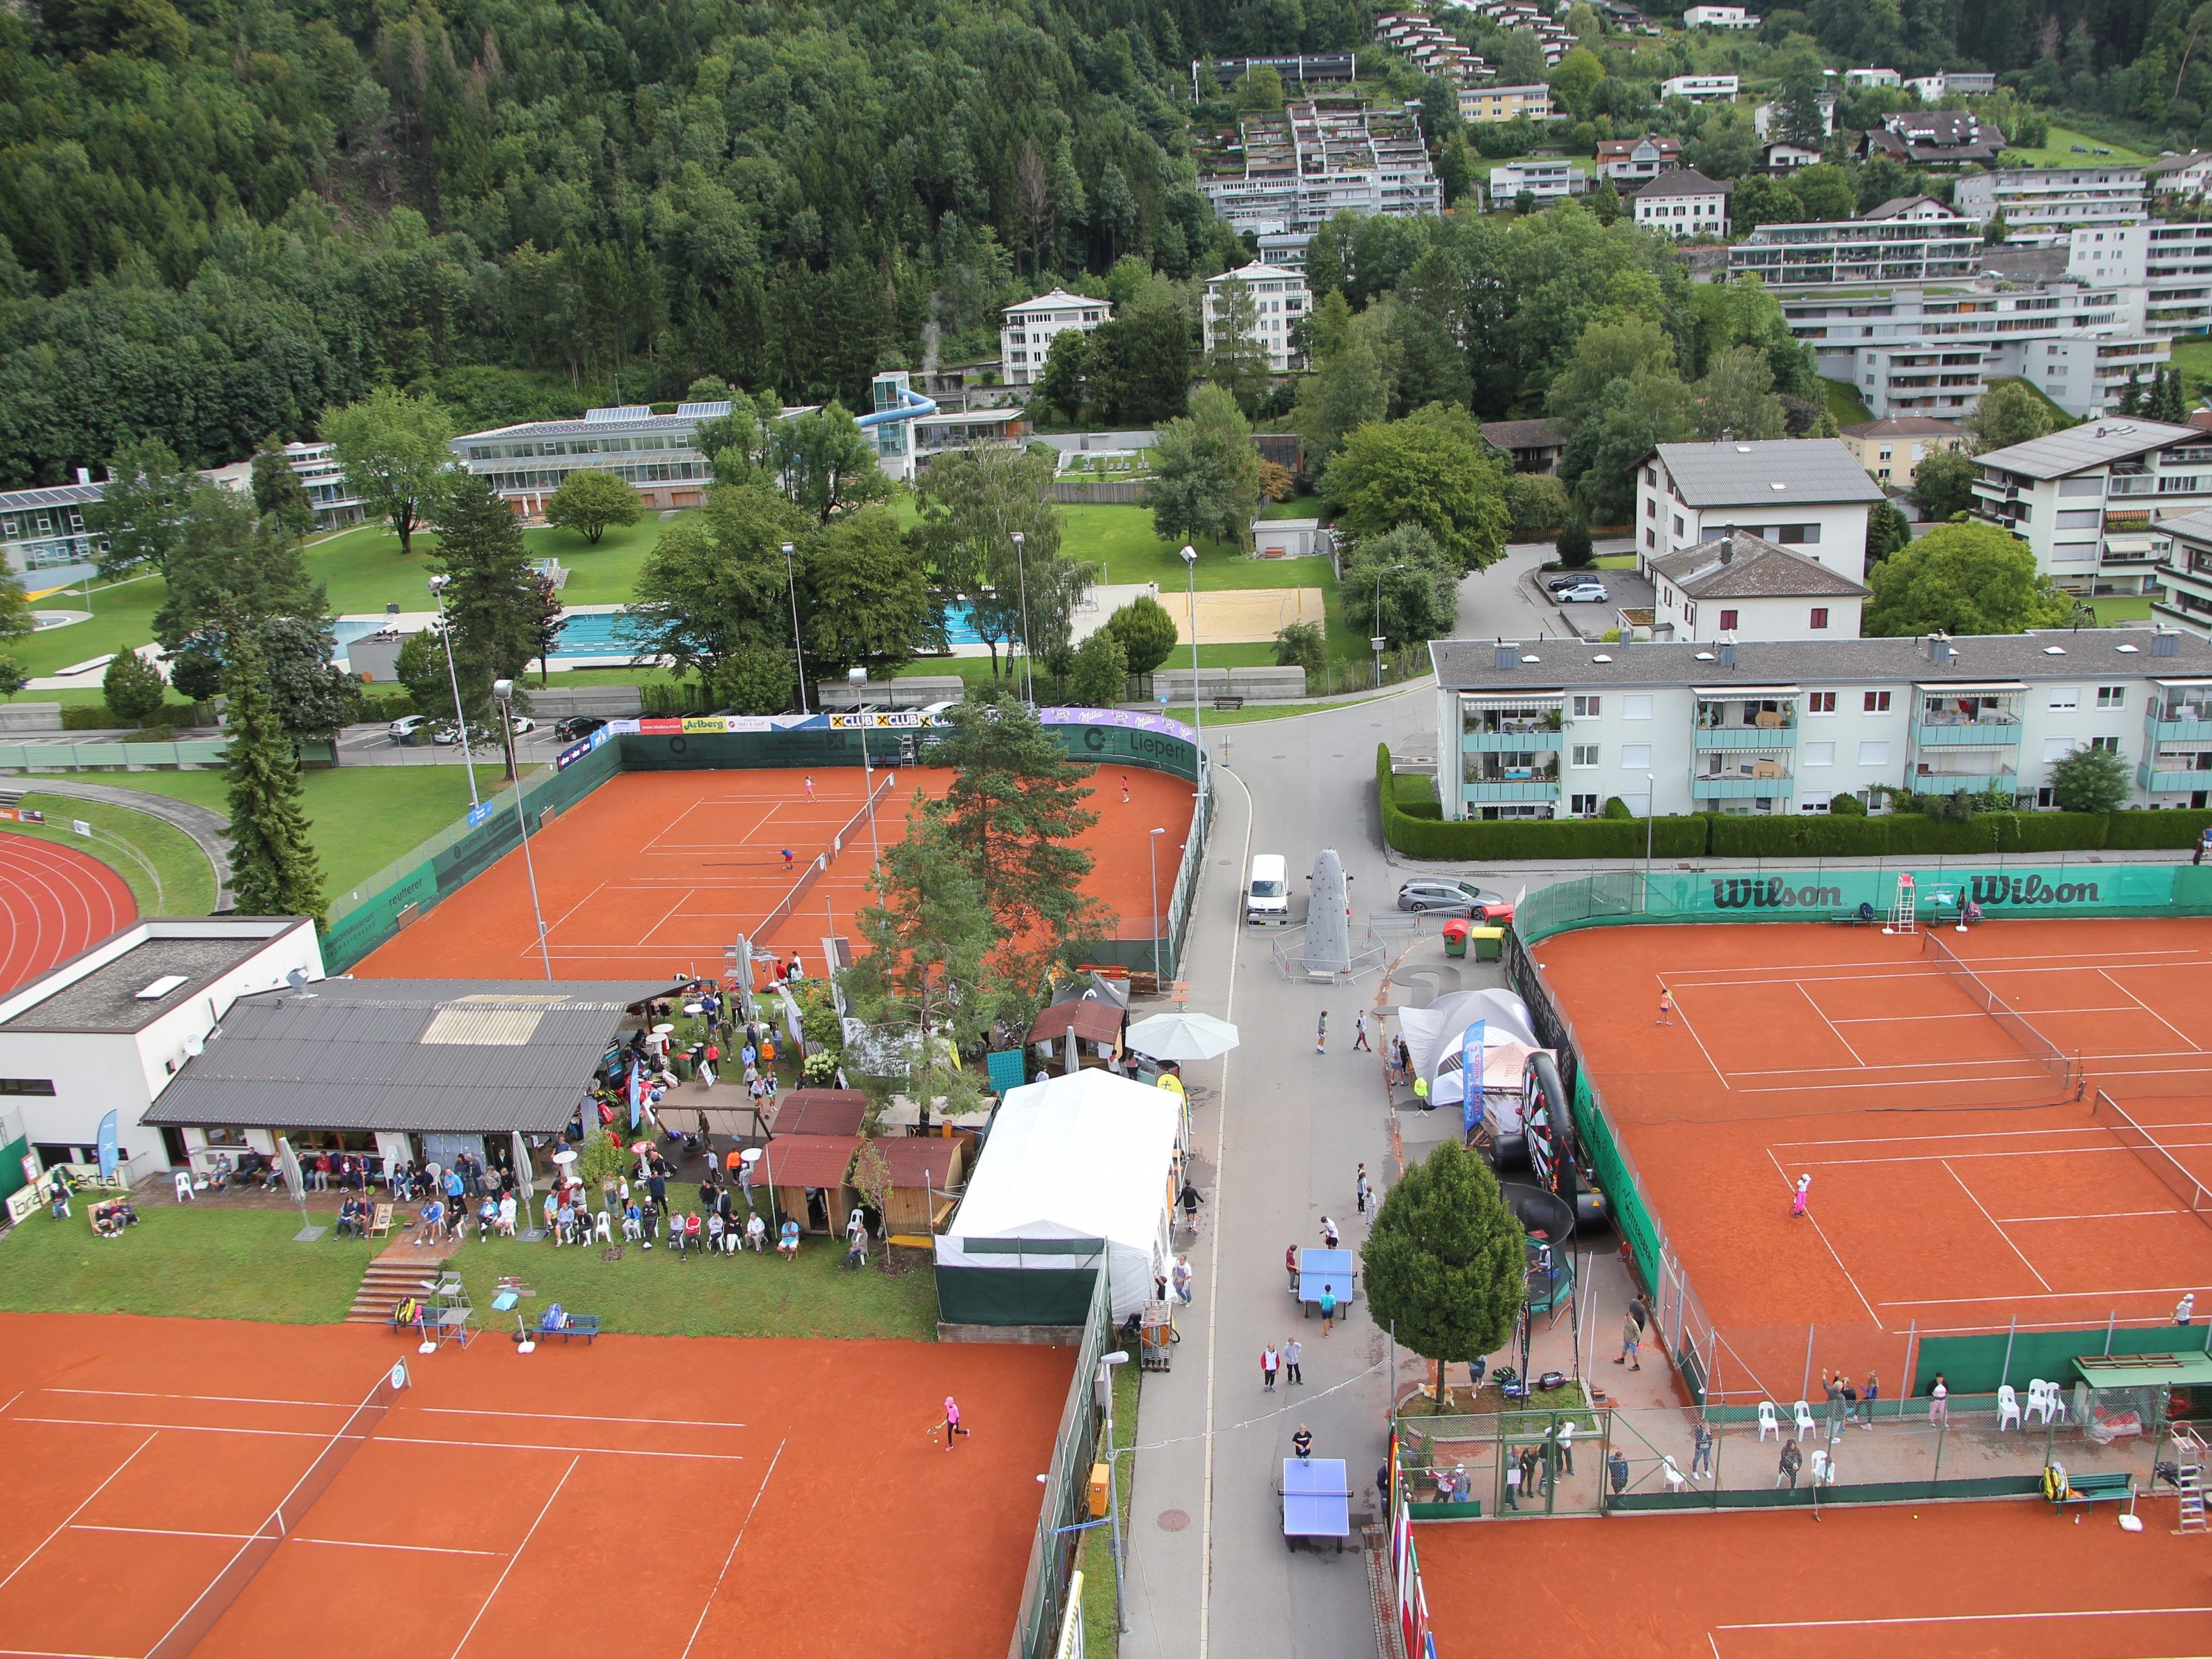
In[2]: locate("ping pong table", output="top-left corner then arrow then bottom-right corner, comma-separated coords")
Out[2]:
1280,1456 -> 1351,1551
1296,1247 -> 1355,1316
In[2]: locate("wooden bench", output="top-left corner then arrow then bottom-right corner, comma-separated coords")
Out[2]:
540,1313 -> 601,1344
1212,696 -> 1245,711
2046,1468 -> 2133,1510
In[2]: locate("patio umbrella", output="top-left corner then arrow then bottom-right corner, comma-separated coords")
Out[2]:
1126,1011 -> 1241,1062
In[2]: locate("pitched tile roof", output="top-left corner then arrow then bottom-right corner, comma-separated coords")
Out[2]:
1650,531 -> 1871,598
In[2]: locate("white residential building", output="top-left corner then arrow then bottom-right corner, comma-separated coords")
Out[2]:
1973,418 -> 2212,596
1683,4 -> 1759,24
2153,507 -> 2212,658
1490,156 -> 1587,206
1632,168 -> 1733,237
1660,74 -> 1739,103
1594,135 -> 1682,182
1202,262 -> 1310,373
1840,416 -> 1969,487
1951,167 -> 2149,245
1908,70 -> 1996,101
0,480 -> 104,584
1430,628 -> 2212,819
1648,530 -> 1870,642
2146,152 -> 2212,198
1845,67 -> 1902,89
1001,290 -> 1111,388
282,441 -> 367,530
1636,439 -> 1884,581
1197,97 -> 1442,248
2067,220 -> 2212,337
1728,208 -> 1981,289
1753,92 -> 1836,140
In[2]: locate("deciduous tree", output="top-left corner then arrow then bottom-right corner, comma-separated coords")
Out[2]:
250,436 -> 315,542
322,388 -> 454,558
1323,406 -> 1510,570
1909,448 -> 1979,521
1149,385 -> 1262,550
1968,381 -> 2055,453
2047,743 -> 2131,813
776,403 -> 894,524
103,648 -> 168,724
87,436 -> 195,578
1363,1141 -> 1527,1408
1864,521 -> 2071,637
1103,595 -> 1180,677
544,470 -> 642,546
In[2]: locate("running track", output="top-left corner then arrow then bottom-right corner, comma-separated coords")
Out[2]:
0,831 -> 135,994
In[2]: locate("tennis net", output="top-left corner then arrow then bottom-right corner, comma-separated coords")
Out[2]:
752,771 -> 895,944
2092,1090 -> 2212,1222
1920,929 -> 2081,1100
145,1362 -> 409,1659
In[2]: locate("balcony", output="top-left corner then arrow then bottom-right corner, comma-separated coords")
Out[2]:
1694,724 -> 1799,750
1693,774 -> 1796,799
2138,761 -> 2212,792
1912,767 -> 2019,790
2146,708 -> 2212,742
1914,719 -> 2024,747
1464,779 -> 1563,803
1464,729 -> 1564,752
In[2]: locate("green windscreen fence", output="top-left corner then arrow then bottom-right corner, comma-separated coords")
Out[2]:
1913,1322 -> 2212,1396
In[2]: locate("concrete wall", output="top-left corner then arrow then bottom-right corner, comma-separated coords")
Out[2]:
1151,665 -> 1309,701
0,703 -> 62,733
519,686 -> 646,718
816,676 -> 968,710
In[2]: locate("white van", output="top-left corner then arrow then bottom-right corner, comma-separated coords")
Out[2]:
1245,854 -> 1290,925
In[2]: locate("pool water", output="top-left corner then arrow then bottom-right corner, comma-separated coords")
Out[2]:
338,602 -> 988,659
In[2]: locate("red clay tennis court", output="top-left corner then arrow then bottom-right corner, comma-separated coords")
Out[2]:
0,830 -> 136,994
0,1311 -> 1068,1659
354,764 -> 1194,980
1535,917 -> 2212,1401
1419,1499 -> 2211,1658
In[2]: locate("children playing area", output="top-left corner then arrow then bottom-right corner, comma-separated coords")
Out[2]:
354,764 -> 1193,980
0,1311 -> 1067,1659
1533,917 -> 2212,1404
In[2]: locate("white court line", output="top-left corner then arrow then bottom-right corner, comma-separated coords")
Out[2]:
16,1418 -> 356,1441
2097,966 -> 2205,1052
1731,1053 -> 2065,1078
1880,1283 -> 2208,1307
0,1389 -> 22,1416
1773,1120 -> 2212,1150
1731,1068 -> 2058,1095
1942,1159 -> 2050,1291
288,1536 -> 503,1558
1766,1150 -> 1881,1327
2001,1209 -> 2180,1222
15,1418 -> 748,1460
1795,981 -> 1863,1066
0,1434 -> 157,1594
1796,1142 -> 2212,1169
0,1648 -> 137,1659
417,1406 -> 749,1430
677,1437 -> 786,1659
1827,1005 -> 2138,1025
43,1388 -> 352,1410
1662,980 -> 1731,1089
1657,945 -> 2205,986
447,1455 -> 577,1659
1716,1605 -> 2212,1632
72,1524 -> 255,1542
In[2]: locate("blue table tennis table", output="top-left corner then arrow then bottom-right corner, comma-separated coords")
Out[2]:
1296,1248 -> 1355,1317
1280,1457 -> 1351,1551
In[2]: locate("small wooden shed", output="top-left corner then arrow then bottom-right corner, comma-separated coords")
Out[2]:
753,1132 -> 860,1234
854,1134 -> 967,1246
1028,999 -> 1125,1076
770,1089 -> 868,1137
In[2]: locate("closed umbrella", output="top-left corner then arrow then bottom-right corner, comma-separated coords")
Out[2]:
1125,1011 -> 1241,1062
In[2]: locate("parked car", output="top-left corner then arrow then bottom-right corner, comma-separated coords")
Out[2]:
507,716 -> 538,736
432,722 -> 496,747
1546,573 -> 1599,593
387,714 -> 428,744
1554,581 -> 1609,603
554,715 -> 607,742
1397,878 -> 1515,922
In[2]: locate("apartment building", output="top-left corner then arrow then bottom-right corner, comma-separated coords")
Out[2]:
2146,151 -> 2212,199
1648,530 -> 1870,642
1727,208 -> 1981,289
1196,56 -> 1357,98
1439,0 -> 1573,64
1951,167 -> 2149,246
1374,13 -> 1484,81
1202,262 -> 1310,373
1683,5 -> 1759,26
2154,506 -> 2212,651
1840,416 -> 1968,486
1490,156 -> 1587,206
1430,628 -> 2212,819
281,442 -> 367,531
1845,67 -> 1902,89
2065,220 -> 2212,337
1594,135 -> 1682,182
1197,97 -> 1442,246
1001,290 -> 1111,388
0,482 -> 104,585
1863,110 -> 2005,168
1635,439 -> 1883,580
1631,168 -> 1733,237
1660,74 -> 1739,103
1460,83 -> 1553,123
1972,417 -> 2212,595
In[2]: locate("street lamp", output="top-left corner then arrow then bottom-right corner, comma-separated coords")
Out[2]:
847,666 -> 883,872
1372,563 -> 1405,688
1179,545 -> 1202,765
780,542 -> 808,714
1643,771 -> 1657,909
493,679 -> 554,980
1100,1349 -> 1132,1634
1147,827 -> 1166,977
426,575 -> 481,809
1011,530 -> 1034,706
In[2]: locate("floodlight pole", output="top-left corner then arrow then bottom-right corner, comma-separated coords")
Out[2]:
1180,545 -> 1202,770
1644,771 -> 1657,911
1148,827 -> 1166,978
428,575 -> 480,809
1012,530 -> 1034,706
848,666 -> 883,874
781,542 -> 808,714
495,678 -> 555,980
1101,1350 -> 1131,1634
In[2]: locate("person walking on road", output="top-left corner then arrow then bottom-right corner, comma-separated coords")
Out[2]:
1616,1308 -> 1643,1370
1284,1338 -> 1303,1384
1262,1344 -> 1281,1390
1315,1010 -> 1327,1053
1353,1013 -> 1372,1052
1171,1255 -> 1193,1305
1355,1164 -> 1371,1217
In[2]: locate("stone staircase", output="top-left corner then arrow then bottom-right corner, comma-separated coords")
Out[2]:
344,1242 -> 461,1325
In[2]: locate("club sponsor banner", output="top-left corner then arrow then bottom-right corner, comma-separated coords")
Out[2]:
827,710 -> 937,730
0,808 -> 44,823
1036,706 -> 1199,744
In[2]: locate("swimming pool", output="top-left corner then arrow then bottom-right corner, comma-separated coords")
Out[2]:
335,611 -> 651,661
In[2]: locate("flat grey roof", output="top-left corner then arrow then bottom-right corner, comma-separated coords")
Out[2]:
1430,629 -> 2212,691
1652,440 -> 1888,508
144,978 -> 676,1134
0,482 -> 104,513
2,931 -> 294,1034
1973,419 -> 2202,479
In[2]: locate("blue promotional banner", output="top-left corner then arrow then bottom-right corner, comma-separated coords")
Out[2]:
627,1060 -> 643,1131
1460,1019 -> 1487,1136
95,1110 -> 118,1180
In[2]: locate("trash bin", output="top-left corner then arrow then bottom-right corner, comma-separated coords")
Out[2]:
1470,926 -> 1505,962
673,1052 -> 695,1081
1441,918 -> 1471,958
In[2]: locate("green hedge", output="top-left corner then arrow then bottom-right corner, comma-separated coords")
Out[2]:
1378,745 -> 2212,863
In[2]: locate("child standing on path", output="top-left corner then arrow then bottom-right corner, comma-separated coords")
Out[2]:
1355,1165 -> 1371,1217
1353,1013 -> 1372,1052
1790,1173 -> 1812,1217
1262,1344 -> 1281,1390
1315,1011 -> 1327,1053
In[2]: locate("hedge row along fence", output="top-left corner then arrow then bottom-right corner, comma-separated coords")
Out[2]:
1376,745 -> 2212,862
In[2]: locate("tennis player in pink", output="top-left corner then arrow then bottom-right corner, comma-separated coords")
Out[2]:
943,1395 -> 970,1449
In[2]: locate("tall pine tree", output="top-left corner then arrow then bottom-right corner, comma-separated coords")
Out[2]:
222,620 -> 326,926
434,474 -> 543,768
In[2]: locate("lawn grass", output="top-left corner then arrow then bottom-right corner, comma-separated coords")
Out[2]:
1594,553 -> 1637,569
7,792 -> 220,914
77,765 -> 505,899
450,1231 -> 940,1340
0,1205 -> 378,1323
1081,1336 -> 1141,1655
2173,336 -> 2212,406
2090,593 -> 2157,624
1998,126 -> 2149,166
312,515 -> 679,615
1058,505 -> 1332,592
1258,494 -> 1323,520
1983,374 -> 2076,429
1821,378 -> 1874,429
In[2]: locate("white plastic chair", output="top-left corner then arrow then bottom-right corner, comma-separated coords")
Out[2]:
1809,1448 -> 1829,1485
174,1171 -> 194,1203
1792,1400 -> 1817,1440
1662,1455 -> 1687,1493
593,1210 -> 612,1244
1758,1401 -> 1779,1441
1998,1384 -> 2022,1431
621,1213 -> 642,1242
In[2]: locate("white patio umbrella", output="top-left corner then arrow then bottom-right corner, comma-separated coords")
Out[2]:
1125,1011 -> 1241,1062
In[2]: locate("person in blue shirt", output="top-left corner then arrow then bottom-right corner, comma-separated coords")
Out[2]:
778,1217 -> 801,1260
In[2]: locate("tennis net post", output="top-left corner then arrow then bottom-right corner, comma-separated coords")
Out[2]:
145,1362 -> 408,1659
2092,1089 -> 2212,1223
